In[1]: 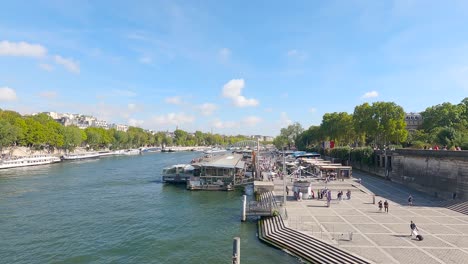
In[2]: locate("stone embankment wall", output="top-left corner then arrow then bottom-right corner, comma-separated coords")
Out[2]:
388,149 -> 468,200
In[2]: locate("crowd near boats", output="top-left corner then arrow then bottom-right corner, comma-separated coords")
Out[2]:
160,147 -> 351,193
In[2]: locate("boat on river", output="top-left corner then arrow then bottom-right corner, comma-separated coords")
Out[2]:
122,149 -> 141,155
161,164 -> 196,183
187,153 -> 246,191
61,152 -> 100,160
0,155 -> 61,169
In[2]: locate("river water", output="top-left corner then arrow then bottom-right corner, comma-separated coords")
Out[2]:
0,152 -> 299,264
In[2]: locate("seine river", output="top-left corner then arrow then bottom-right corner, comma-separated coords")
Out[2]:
0,152 -> 298,263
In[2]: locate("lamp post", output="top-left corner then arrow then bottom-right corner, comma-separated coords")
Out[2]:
283,146 -> 287,205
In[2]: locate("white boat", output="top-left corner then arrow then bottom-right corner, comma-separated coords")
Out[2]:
61,152 -> 100,160
0,155 -> 61,169
162,164 -> 196,183
122,149 -> 141,155
203,147 -> 227,154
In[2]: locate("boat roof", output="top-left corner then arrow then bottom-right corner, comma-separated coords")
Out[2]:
193,154 -> 245,169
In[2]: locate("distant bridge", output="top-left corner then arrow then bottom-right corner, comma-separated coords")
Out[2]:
232,140 -> 263,149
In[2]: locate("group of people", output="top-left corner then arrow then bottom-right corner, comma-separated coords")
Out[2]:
423,145 -> 462,151
377,200 -> 389,213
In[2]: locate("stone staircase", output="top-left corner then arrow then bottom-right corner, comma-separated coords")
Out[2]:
258,215 -> 370,264
446,200 -> 468,215
257,192 -> 370,264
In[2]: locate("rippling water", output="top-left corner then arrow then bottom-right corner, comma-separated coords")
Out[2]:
0,152 -> 298,264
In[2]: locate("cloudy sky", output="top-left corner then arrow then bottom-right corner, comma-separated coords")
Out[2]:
1,1 -> 468,136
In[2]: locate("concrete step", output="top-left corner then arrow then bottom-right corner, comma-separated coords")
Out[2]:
259,216 -> 370,264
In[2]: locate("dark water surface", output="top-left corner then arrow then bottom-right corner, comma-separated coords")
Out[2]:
0,152 -> 298,263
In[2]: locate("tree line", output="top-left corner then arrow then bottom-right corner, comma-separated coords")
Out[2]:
274,98 -> 468,151
0,109 -> 251,153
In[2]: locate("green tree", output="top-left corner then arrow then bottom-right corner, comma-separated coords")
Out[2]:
0,119 -> 20,152
279,122 -> 304,149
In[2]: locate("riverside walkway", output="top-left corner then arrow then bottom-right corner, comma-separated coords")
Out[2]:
270,171 -> 468,263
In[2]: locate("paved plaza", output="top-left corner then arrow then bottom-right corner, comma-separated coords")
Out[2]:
275,171 -> 468,264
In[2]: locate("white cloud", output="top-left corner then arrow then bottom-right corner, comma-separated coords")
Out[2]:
113,90 -> 137,97
361,90 -> 379,99
165,96 -> 183,105
0,41 -> 47,57
218,48 -> 231,62
0,87 -> 17,101
286,49 -> 308,60
139,56 -> 152,64
222,79 -> 259,107
242,116 -> 262,126
264,107 -> 273,112
197,103 -> 217,116
212,119 -> 239,129
39,63 -> 54,72
309,107 -> 317,113
128,118 -> 144,127
128,103 -> 136,110
54,55 -> 80,74
279,112 -> 292,127
38,91 -> 57,99
151,113 -> 195,126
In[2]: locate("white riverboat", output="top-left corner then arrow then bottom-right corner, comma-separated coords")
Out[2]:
0,155 -> 61,169
122,149 -> 141,155
203,147 -> 227,154
162,164 -> 196,183
61,152 -> 100,160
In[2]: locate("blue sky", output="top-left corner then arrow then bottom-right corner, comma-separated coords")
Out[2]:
1,1 -> 468,136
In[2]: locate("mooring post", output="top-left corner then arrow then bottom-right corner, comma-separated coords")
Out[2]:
232,237 -> 240,264
372,195 -> 375,204
242,195 -> 247,222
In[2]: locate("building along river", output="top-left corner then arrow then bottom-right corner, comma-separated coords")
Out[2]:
0,151 -> 299,263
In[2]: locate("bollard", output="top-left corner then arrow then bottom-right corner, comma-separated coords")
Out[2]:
242,195 -> 247,222
232,237 -> 240,264
372,195 -> 375,204
349,232 -> 353,241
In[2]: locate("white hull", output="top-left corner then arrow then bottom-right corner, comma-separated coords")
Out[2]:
122,149 -> 141,155
0,155 -> 61,169
62,153 -> 100,160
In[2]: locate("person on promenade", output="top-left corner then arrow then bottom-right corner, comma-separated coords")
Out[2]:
408,195 -> 413,206
410,221 -> 419,237
346,190 -> 351,200
384,200 -> 389,213
286,186 -> 289,196
378,200 -> 383,212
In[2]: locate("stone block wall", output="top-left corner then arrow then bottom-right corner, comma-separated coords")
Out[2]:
389,149 -> 468,199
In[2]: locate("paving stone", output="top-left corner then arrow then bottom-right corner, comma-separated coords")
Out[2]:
321,222 -> 355,233
430,217 -> 468,225
335,233 -> 374,246
420,224 -> 462,235
366,233 -> 410,247
315,215 -> 343,222
445,225 -> 468,234
368,215 -> 405,224
383,248 -> 441,264
437,235 -> 468,248
383,223 -> 414,234
353,223 -> 393,234
340,246 -> 397,263
428,249 -> 468,264
343,215 -> 376,224
399,216 -> 439,224
333,208 -> 365,216
406,234 -> 453,247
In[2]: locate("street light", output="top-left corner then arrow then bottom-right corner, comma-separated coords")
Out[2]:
283,146 -> 287,205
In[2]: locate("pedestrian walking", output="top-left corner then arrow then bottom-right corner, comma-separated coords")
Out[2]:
346,190 -> 351,200
378,200 -> 383,212
408,195 -> 413,206
410,221 -> 418,237
286,186 -> 289,196
384,200 -> 389,213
